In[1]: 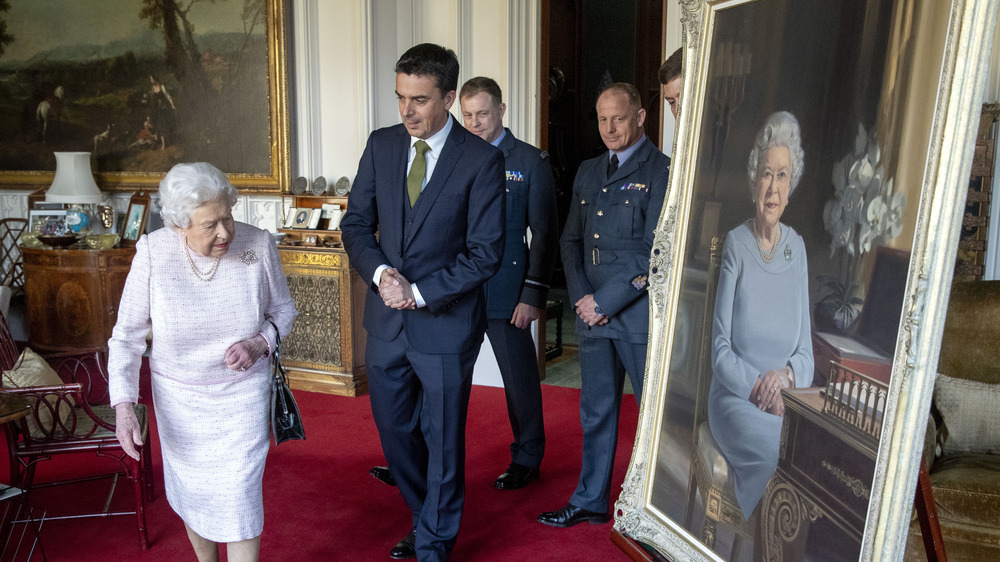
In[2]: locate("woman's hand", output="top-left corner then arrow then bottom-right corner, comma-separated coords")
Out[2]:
225,334 -> 269,371
115,403 -> 144,461
750,369 -> 790,416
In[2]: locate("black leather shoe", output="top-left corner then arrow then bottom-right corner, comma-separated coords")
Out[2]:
369,465 -> 396,486
537,504 -> 611,528
493,462 -> 539,490
390,528 -> 416,559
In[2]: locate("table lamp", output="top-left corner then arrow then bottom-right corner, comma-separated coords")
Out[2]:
46,152 -> 104,205
46,152 -> 104,234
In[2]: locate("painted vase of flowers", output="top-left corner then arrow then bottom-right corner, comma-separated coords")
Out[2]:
817,123 -> 906,333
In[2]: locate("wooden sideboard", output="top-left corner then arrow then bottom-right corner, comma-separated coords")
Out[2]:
22,246 -> 135,353
277,246 -> 367,396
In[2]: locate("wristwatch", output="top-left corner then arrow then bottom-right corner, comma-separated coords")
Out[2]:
594,302 -> 605,316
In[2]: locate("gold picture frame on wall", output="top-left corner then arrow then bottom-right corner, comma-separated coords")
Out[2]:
0,0 -> 290,194
614,0 -> 997,560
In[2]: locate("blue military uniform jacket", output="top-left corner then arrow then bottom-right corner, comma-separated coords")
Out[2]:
560,136 -> 670,344
484,128 -> 558,319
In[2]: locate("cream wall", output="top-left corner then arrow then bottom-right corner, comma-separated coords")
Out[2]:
290,0 -> 538,387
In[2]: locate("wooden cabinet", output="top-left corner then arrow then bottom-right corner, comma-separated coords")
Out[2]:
22,246 -> 135,353
277,195 -> 368,396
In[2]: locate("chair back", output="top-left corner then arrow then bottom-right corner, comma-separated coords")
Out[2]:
691,235 -> 725,432
0,218 -> 27,293
0,306 -> 21,372
938,280 -> 1000,384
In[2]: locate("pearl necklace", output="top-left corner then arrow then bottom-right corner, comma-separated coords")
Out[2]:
182,237 -> 220,282
752,220 -> 781,264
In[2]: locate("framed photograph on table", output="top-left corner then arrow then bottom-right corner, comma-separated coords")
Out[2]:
613,1 -> 997,561
120,191 -> 150,247
291,208 -> 312,229
28,210 -> 67,235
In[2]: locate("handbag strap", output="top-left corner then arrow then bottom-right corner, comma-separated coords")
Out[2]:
267,320 -> 287,383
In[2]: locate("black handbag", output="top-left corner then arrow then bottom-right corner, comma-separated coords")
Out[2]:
268,320 -> 305,445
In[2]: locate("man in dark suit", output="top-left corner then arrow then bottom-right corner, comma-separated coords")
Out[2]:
459,76 -> 558,490
537,82 -> 669,527
340,43 -> 505,561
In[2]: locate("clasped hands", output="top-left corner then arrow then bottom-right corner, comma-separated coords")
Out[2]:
574,294 -> 609,327
380,268 -> 416,309
750,369 -> 788,417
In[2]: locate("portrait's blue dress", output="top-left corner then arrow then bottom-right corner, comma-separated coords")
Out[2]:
709,221 -> 813,518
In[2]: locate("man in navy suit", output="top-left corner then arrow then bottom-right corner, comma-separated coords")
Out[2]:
538,82 -> 669,527
340,44 -> 505,561
459,77 -> 558,490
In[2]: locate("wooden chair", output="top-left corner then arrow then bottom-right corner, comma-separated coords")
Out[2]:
681,235 -> 755,560
0,218 -> 28,295
0,313 -> 153,549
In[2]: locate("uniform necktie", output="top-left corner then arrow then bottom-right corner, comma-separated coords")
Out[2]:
607,153 -> 619,179
408,140 -> 430,207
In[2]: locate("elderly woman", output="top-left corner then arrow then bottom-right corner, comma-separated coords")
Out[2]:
110,162 -> 297,561
709,111 -> 813,520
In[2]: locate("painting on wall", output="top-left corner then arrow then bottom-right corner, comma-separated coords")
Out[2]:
0,0 -> 289,193
613,0 -> 996,560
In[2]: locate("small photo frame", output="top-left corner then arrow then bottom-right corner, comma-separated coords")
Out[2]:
29,209 -> 68,235
121,190 -> 151,247
283,207 -> 299,228
291,208 -> 312,229
303,234 -> 319,246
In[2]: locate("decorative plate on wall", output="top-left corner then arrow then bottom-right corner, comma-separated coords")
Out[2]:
291,176 -> 308,195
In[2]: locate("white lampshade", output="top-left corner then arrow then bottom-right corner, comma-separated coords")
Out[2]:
46,152 -> 104,204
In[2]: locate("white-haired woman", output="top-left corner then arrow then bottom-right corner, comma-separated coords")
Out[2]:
709,111 -> 814,520
109,162 -> 297,561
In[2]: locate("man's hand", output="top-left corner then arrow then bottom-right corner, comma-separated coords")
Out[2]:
510,303 -> 541,330
225,334 -> 269,371
115,402 -> 144,461
575,294 -> 609,327
379,268 -> 416,309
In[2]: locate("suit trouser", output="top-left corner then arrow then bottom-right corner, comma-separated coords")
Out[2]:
486,318 -> 545,468
569,334 -> 646,513
366,330 -> 477,562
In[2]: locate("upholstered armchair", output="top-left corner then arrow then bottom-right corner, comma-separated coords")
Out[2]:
904,280 -> 1000,561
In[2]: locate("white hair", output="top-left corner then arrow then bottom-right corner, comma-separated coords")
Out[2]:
158,162 -> 238,228
747,111 -> 805,195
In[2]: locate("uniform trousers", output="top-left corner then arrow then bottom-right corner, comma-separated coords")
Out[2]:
486,318 -> 545,468
569,334 -> 646,513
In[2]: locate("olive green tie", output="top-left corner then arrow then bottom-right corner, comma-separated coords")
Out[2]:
407,140 -> 430,207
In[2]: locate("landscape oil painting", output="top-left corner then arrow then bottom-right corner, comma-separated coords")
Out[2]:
0,0 -> 289,192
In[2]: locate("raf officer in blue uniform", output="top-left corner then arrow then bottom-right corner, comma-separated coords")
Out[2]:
459,76 -> 558,490
538,82 -> 669,527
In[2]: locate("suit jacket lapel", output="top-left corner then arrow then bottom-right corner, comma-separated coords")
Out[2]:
388,127 -> 409,251
404,122 -> 466,251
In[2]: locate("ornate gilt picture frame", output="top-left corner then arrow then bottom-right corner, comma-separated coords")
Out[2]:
0,0 -> 290,194
615,0 -> 997,560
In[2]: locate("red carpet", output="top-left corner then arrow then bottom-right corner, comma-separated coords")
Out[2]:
2,372 -> 640,561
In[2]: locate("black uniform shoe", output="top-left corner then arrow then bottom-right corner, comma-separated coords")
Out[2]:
493,462 -> 540,490
389,528 -> 416,559
537,504 -> 611,528
369,465 -> 396,486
